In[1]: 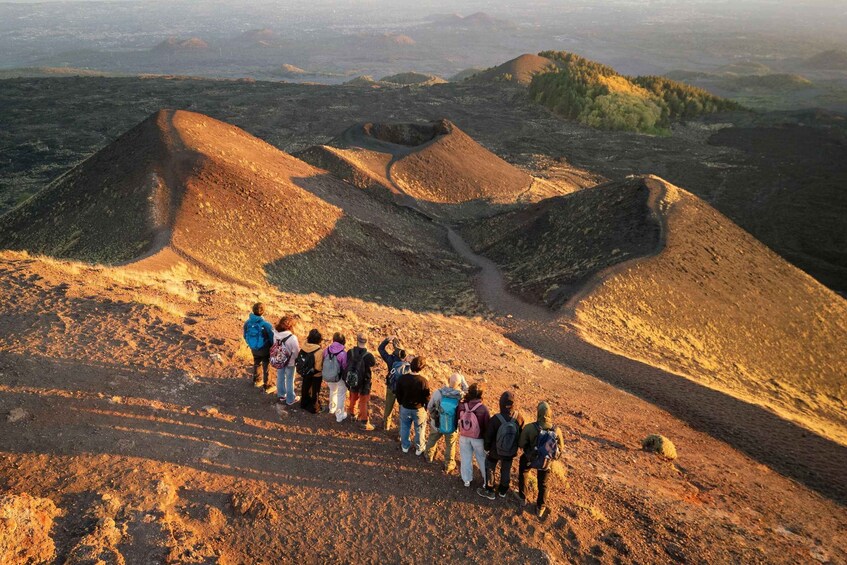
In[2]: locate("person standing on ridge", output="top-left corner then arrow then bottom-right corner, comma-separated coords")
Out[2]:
271,315 -> 301,406
243,302 -> 274,391
322,332 -> 349,423
346,333 -> 377,430
518,401 -> 565,519
395,356 -> 430,455
478,390 -> 524,500
423,372 -> 464,474
457,382 -> 490,488
297,329 -> 324,413
378,335 -> 408,432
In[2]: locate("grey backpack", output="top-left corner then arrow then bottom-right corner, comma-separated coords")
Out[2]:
495,414 -> 519,458
322,351 -> 341,383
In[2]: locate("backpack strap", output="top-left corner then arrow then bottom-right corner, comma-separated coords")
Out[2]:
496,413 -> 506,425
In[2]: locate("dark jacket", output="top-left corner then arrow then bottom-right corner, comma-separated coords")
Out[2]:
378,338 -> 405,384
346,346 -> 376,395
396,372 -> 430,410
457,398 -> 490,439
519,401 -> 565,455
484,391 -> 525,459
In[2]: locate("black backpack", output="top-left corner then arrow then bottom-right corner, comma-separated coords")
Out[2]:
294,348 -> 317,377
345,349 -> 363,390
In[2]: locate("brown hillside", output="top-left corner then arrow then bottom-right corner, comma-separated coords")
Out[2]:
299,119 -> 538,220
467,175 -> 847,444
472,53 -> 558,85
0,110 -> 475,309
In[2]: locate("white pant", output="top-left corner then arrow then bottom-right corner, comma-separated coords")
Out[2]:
459,436 -> 486,485
326,380 -> 348,422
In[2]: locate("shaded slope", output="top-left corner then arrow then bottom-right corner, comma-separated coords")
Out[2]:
0,110 -> 475,309
461,180 -> 661,308
465,175 -> 847,444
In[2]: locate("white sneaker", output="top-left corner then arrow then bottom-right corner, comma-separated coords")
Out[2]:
464,481 -> 471,488
415,449 -> 424,456
337,412 -> 348,423
402,446 -> 410,453
286,395 -> 301,406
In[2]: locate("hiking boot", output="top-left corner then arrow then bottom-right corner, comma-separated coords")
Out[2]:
444,463 -> 456,475
362,422 -> 375,431
536,505 -> 548,519
263,384 -> 276,394
253,376 -> 263,388
516,492 -> 528,506
476,488 -> 496,501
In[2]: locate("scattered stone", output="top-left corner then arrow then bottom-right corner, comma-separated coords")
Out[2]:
109,396 -> 123,404
65,517 -> 125,565
230,492 -> 276,520
200,406 -> 219,415
183,317 -> 199,325
6,408 -> 29,423
209,337 -> 226,346
209,353 -> 224,363
0,493 -> 61,564
641,434 -> 677,460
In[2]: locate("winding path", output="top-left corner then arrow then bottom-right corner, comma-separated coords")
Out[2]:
357,137 -> 847,504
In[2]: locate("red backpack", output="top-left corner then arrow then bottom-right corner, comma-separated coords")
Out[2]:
458,402 -> 482,438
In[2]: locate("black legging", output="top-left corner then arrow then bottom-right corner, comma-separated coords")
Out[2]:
300,373 -> 322,413
518,453 -> 551,507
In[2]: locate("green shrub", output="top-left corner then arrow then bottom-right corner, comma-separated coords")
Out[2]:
529,50 -> 739,134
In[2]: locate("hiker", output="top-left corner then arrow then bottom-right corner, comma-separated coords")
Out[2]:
423,372 -> 463,473
378,336 -> 408,432
518,401 -> 565,519
243,302 -> 274,391
395,356 -> 430,455
457,382 -> 490,488
478,391 -> 524,500
297,329 -> 324,413
346,333 -> 377,430
322,332 -> 349,423
270,315 -> 301,405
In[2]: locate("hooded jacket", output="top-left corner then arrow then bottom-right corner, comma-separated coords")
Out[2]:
299,342 -> 324,375
484,391 -> 525,458
243,313 -> 273,352
323,341 -> 349,376
427,385 -> 463,428
457,398 -> 490,439
519,401 -> 564,455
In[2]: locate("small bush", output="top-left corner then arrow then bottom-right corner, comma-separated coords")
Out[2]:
641,434 -> 677,460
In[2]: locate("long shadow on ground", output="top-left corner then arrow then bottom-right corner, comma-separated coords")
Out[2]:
510,322 -> 847,506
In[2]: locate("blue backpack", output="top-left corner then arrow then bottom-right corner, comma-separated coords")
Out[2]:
387,360 -> 410,393
245,319 -> 269,351
528,424 -> 561,470
438,395 -> 460,434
